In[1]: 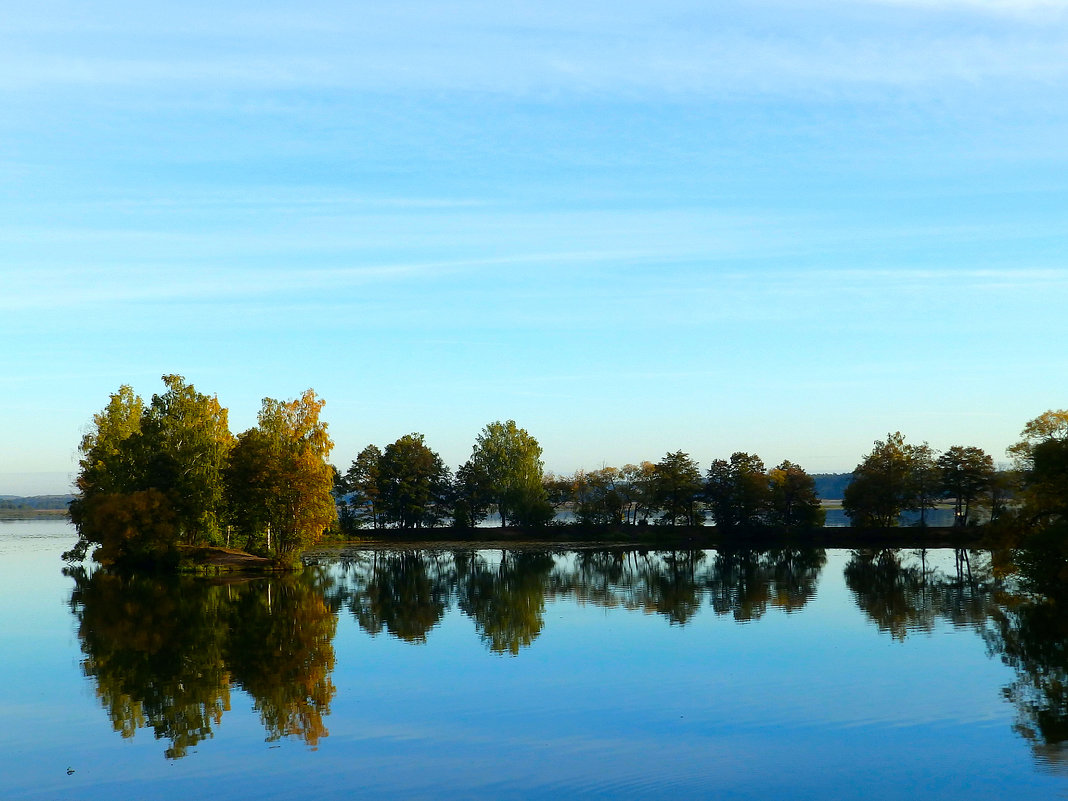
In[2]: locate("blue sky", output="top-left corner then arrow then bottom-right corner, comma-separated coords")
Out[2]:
2,0 -> 1067,494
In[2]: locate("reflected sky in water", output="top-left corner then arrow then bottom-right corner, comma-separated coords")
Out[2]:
1,520 -> 1066,800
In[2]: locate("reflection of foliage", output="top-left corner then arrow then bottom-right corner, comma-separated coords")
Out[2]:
458,551 -> 556,654
1014,522 -> 1068,602
846,549 -> 998,640
68,569 -> 230,759
226,571 -> 338,747
982,525 -> 1068,768
632,550 -> 704,624
707,549 -> 827,621
333,547 -> 829,648
845,549 -> 934,639
349,551 -> 450,642
68,568 -> 337,758
984,597 -> 1068,768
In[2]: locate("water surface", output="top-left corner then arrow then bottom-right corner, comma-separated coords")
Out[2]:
1,519 -> 1066,800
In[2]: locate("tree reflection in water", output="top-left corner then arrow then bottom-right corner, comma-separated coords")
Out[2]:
333,547 -> 828,639
67,545 -> 1068,769
706,548 -> 826,622
458,550 -> 557,654
346,550 -> 452,642
982,526 -> 1068,771
844,548 -> 998,640
67,566 -> 337,758
841,544 -> 1068,771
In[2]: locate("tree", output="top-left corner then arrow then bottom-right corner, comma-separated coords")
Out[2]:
71,488 -> 180,568
570,466 -> 625,525
937,446 -> 995,527
137,375 -> 234,545
705,452 -> 768,529
766,460 -> 825,530
344,445 -> 383,529
1010,410 -> 1068,525
73,384 -> 144,498
619,461 -> 657,524
652,451 -> 703,526
452,459 -> 493,529
842,432 -> 914,528
469,420 -> 551,528
227,390 -> 337,559
907,443 -> 939,527
67,385 -> 146,562
68,375 -> 234,562
1008,409 -> 1068,467
541,471 -> 574,517
376,433 -> 450,529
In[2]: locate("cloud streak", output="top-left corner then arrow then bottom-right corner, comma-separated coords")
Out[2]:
1,1 -> 1066,98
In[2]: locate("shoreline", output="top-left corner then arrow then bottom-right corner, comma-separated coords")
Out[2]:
311,524 -> 992,554
0,509 -> 70,521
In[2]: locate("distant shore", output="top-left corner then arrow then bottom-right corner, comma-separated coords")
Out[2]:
0,508 -> 70,520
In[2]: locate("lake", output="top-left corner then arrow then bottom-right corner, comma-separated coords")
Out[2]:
1,519 -> 1066,800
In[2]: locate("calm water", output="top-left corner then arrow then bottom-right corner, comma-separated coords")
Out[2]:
2,519 -> 1066,800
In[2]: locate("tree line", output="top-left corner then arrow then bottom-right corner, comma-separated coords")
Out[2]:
337,437 -> 826,533
67,376 -> 1068,567
841,412 -> 1068,535
336,409 -> 1068,538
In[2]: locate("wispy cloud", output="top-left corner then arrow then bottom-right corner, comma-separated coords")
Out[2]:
856,0 -> 1067,16
1,1 -> 1066,98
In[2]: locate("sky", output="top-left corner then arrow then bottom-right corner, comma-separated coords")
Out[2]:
2,0 -> 1067,495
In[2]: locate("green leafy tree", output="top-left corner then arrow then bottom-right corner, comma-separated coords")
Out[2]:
843,432 -> 916,528
766,460 -> 825,530
469,420 -> 551,528
376,433 -> 450,529
619,461 -> 657,524
344,444 -> 384,529
68,376 -> 234,562
67,385 -> 147,562
73,384 -> 145,498
541,471 -> 574,517
907,443 -> 940,527
571,466 -> 625,525
705,452 -> 769,529
1009,410 -> 1068,525
652,451 -> 703,526
452,459 -> 493,529
137,375 -> 234,545
937,445 -> 995,527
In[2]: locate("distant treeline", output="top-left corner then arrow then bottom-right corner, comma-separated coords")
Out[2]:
811,474 -> 852,501
0,495 -> 73,511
